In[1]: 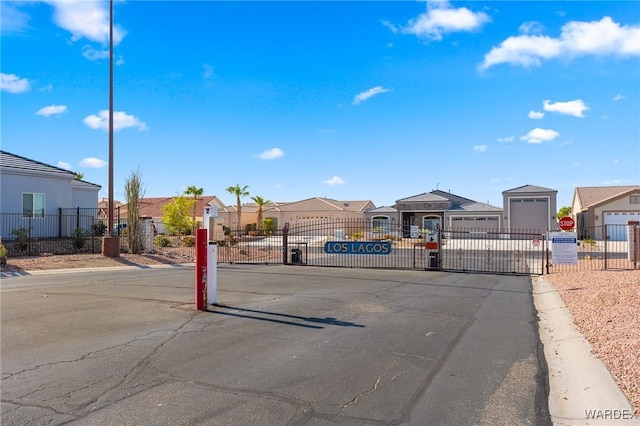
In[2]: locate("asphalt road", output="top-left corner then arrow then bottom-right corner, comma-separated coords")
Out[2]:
1,265 -> 550,425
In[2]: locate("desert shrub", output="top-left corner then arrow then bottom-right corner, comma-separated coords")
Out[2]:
181,236 -> 196,247
93,222 -> 107,236
245,223 -> 257,234
155,235 -> 172,247
11,227 -> 29,251
72,228 -> 85,250
350,231 -> 364,241
0,242 -> 6,267
262,218 -> 276,236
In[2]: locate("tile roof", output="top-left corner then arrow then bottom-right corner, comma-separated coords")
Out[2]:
502,184 -> 557,194
396,192 -> 449,203
1,150 -> 101,187
365,206 -> 398,213
449,202 -> 503,212
575,186 -> 640,209
120,196 -> 222,218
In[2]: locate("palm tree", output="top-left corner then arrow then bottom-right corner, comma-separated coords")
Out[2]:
226,184 -> 249,229
185,185 -> 204,235
251,195 -> 271,232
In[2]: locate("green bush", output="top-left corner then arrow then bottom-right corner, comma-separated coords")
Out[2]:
73,228 -> 85,250
93,222 -> 107,236
262,218 -> 276,236
11,227 -> 29,251
155,235 -> 172,247
0,242 -> 6,267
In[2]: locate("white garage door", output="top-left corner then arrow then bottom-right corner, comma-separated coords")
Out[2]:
603,212 -> 640,241
449,217 -> 500,231
509,198 -> 548,231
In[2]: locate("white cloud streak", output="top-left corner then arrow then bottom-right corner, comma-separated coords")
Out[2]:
36,105 -> 68,117
543,99 -> 589,117
57,161 -> 72,170
0,3 -> 30,34
613,94 -> 625,101
79,157 -> 107,168
1,73 -> 30,93
83,110 -> 148,131
353,86 -> 390,105
258,148 -> 284,160
394,0 -> 490,41
323,176 -> 345,186
473,145 -> 487,152
82,45 -> 109,61
497,136 -> 515,142
480,16 -> 640,69
44,0 -> 126,45
528,110 -> 544,119
520,128 -> 560,144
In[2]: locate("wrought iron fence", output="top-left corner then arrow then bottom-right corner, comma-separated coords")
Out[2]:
0,212 -> 103,256
546,224 -> 639,272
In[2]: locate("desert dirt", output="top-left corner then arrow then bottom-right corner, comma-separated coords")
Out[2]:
1,254 -> 638,413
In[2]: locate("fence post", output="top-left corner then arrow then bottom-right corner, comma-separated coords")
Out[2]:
603,225 -> 608,270
282,223 -> 289,265
58,207 -> 63,239
76,206 -> 80,231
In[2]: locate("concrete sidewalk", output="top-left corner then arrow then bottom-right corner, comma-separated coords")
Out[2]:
534,277 -> 639,425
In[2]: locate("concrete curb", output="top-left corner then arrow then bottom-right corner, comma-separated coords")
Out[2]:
533,276 -> 639,425
0,263 -> 195,278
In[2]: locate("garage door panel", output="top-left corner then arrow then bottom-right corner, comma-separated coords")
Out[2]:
603,212 -> 640,241
510,198 -> 548,231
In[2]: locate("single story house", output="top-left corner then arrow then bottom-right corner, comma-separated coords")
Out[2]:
572,185 -> 640,240
0,150 -> 101,239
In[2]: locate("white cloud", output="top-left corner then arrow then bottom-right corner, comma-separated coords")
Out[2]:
497,136 -> 515,142
520,128 -> 560,144
323,176 -> 345,186
480,16 -> 640,69
57,161 -> 72,170
39,84 -> 54,93
473,145 -> 487,152
1,73 -> 30,93
353,86 -> 390,105
613,94 -> 625,101
79,157 -> 107,168
44,0 -> 126,45
397,0 -> 490,41
83,110 -> 148,131
258,148 -> 284,160
543,99 -> 589,117
1,3 -> 30,34
528,110 -> 544,119
82,45 -> 109,61
36,105 -> 68,117
519,21 -> 544,35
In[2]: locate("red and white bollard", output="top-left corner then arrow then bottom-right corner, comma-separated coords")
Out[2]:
195,229 -> 208,310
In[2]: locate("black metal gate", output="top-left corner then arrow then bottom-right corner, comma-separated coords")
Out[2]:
284,219 -> 546,275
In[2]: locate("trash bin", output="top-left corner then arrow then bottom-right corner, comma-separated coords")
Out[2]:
291,248 -> 302,264
428,251 -> 438,269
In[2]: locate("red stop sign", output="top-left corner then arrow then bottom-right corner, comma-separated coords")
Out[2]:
558,216 -> 575,231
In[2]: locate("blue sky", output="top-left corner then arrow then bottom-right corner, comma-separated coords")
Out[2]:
2,1 -> 639,209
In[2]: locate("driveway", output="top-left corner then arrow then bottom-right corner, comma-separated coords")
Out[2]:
1,265 -> 550,425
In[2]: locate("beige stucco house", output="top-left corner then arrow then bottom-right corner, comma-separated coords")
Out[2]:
572,185 -> 640,240
218,197 -> 375,229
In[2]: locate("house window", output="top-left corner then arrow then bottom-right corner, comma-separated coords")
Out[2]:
23,193 -> 45,218
372,216 -> 390,234
631,196 -> 640,204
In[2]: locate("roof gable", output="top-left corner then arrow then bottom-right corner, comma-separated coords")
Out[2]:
575,186 -> 640,210
449,202 -> 502,212
503,184 -> 557,194
396,192 -> 449,203
1,150 -> 76,178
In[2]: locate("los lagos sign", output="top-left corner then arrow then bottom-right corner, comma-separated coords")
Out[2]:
324,241 -> 392,255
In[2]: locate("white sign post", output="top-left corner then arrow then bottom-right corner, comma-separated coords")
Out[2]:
204,206 -> 219,305
550,232 -> 578,265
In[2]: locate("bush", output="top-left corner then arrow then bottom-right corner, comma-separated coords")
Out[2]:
262,218 -> 276,236
11,227 -> 29,252
350,231 -> 364,241
155,235 -> 172,247
93,222 -> 107,236
72,228 -> 85,250
0,242 -> 6,267
181,236 -> 196,247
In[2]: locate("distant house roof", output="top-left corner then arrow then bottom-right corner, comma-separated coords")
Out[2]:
449,202 -> 502,212
365,206 -> 398,214
574,186 -> 640,210
1,150 -> 101,188
503,184 -> 557,194
396,192 -> 450,203
120,195 -> 224,218
233,197 -> 375,213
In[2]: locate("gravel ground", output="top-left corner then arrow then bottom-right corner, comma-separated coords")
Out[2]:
2,254 -> 638,413
544,270 -> 640,414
